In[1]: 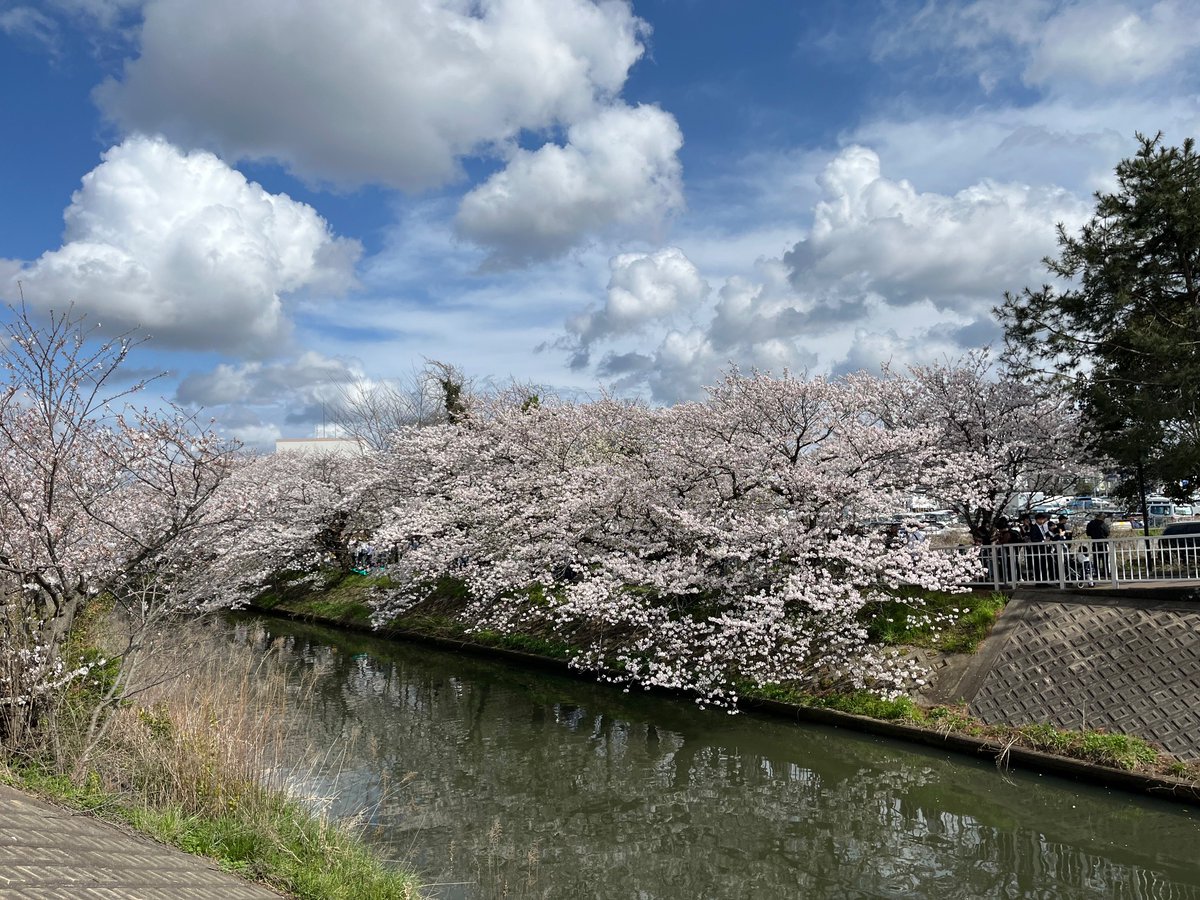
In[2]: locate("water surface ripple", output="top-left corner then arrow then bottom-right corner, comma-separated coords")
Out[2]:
226,615 -> 1200,899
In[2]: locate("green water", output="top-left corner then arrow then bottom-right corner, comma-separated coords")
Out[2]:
225,615 -> 1200,899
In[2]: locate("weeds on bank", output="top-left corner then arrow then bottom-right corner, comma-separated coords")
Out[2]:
748,684 -> 924,722
260,569 -> 393,623
394,614 -> 574,661
267,572 -> 1007,661
747,686 -> 1194,777
1012,721 -> 1160,770
922,706 -> 1181,774
2,621 -> 420,900
265,572 -> 577,662
729,685 -> 1198,779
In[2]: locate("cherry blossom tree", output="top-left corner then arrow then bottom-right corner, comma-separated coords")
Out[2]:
0,305 -> 242,768
881,352 -> 1082,542
368,369 -> 981,706
219,448 -> 384,593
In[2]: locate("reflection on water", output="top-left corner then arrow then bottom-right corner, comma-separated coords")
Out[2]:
223,615 -> 1200,899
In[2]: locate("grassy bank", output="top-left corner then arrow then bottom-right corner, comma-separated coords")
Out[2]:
256,569 -> 576,660
255,569 -> 1200,786
257,570 -> 1007,660
861,586 -> 1008,654
746,686 -> 1181,775
1,619 -> 421,900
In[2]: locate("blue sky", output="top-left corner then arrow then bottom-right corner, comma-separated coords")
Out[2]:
2,0 -> 1199,447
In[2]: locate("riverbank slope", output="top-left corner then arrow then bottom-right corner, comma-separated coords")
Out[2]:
936,587 -> 1200,760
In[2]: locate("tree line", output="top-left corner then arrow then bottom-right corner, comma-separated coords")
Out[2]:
4,133 -> 1195,770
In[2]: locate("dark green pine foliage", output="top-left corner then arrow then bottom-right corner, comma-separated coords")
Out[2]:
998,132 -> 1200,504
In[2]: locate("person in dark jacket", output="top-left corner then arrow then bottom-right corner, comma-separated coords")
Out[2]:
1017,513 -> 1033,541
1057,514 -> 1073,541
991,516 -> 1018,584
1086,512 -> 1111,578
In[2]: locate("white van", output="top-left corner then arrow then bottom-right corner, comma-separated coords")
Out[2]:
1147,498 -> 1174,518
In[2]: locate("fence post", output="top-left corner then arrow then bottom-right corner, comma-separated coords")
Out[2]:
1109,541 -> 1119,589
990,545 -> 1000,590
1056,540 -> 1066,589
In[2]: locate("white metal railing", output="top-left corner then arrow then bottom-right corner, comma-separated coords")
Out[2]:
955,535 -> 1200,590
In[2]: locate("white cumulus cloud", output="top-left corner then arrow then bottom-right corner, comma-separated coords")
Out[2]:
783,145 -> 1088,318
622,325 -> 812,405
568,143 -> 1089,399
95,0 -> 649,191
456,104 -> 684,266
8,135 -> 361,355
566,246 -> 706,363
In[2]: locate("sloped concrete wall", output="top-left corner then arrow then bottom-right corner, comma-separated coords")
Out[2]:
946,591 -> 1200,760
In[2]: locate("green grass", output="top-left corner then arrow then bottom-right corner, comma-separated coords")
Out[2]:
260,573 -> 578,660
301,594 -> 376,624
862,588 -> 1007,653
471,628 -> 575,660
259,570 -> 399,624
925,705 -> 981,735
922,708 -> 1168,773
738,691 -> 1188,776
750,684 -> 923,721
1013,723 -> 1159,770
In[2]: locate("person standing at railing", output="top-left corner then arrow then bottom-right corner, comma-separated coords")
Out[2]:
1086,512 -> 1111,579
1017,513 -> 1033,540
1011,513 -> 1033,580
1057,515 -> 1073,541
1029,512 -> 1057,582
904,520 -> 927,548
992,516 -> 1020,584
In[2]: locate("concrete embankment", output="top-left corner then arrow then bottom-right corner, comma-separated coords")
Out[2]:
931,587 -> 1200,761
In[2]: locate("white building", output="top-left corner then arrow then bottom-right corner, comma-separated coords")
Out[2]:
274,436 -> 368,457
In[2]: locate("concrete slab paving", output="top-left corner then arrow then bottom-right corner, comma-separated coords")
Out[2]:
0,784 -> 282,899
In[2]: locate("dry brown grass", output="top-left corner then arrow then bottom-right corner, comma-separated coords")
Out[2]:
11,617 -> 420,899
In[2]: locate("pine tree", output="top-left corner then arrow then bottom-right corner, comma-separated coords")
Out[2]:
998,132 -> 1200,518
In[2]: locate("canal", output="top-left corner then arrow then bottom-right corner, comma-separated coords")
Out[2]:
224,615 -> 1200,899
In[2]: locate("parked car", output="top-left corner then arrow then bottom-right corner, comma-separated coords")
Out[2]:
1161,525 -> 1200,540
1160,522 -> 1200,546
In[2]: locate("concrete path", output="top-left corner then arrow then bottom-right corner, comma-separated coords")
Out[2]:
0,784 -> 281,899
944,589 -> 1200,760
